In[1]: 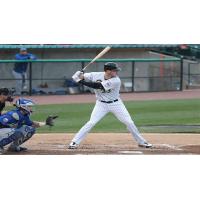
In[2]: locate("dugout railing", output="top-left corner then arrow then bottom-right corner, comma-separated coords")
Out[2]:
0,58 -> 182,95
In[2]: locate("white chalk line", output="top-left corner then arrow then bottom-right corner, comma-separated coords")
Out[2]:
153,144 -> 183,151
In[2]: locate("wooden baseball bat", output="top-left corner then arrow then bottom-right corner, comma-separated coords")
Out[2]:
82,46 -> 111,72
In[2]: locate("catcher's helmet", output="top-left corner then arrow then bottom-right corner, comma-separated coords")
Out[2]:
15,98 -> 35,114
104,62 -> 121,71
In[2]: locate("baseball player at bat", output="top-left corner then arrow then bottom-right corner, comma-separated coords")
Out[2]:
0,98 -> 58,154
68,62 -> 152,149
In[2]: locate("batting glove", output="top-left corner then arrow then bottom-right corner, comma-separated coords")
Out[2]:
73,71 -> 82,77
72,71 -> 83,82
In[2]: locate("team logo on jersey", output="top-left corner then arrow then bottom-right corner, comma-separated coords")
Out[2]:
96,80 -> 111,93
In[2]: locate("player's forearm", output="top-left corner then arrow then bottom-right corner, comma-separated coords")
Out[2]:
32,121 -> 46,128
79,80 -> 104,89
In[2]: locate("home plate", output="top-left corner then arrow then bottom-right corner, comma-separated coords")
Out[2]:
118,151 -> 143,154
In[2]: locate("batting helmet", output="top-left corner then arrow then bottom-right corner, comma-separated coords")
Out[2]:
104,62 -> 121,71
15,98 -> 35,114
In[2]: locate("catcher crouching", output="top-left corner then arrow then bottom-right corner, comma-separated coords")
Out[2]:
0,98 -> 58,154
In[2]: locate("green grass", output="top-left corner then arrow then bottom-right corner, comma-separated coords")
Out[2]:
6,98 -> 200,133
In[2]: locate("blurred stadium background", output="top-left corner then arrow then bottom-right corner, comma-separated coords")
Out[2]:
1,44 -> 200,95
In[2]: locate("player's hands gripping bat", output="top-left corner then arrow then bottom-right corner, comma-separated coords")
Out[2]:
46,115 -> 58,126
72,46 -> 111,82
72,71 -> 84,82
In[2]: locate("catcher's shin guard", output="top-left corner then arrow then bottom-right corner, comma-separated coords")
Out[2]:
0,129 -> 23,148
0,126 -> 36,150
0,137 -> 13,148
8,126 -> 36,150
0,128 -> 15,148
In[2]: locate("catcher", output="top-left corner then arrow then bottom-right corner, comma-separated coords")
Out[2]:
0,98 -> 58,154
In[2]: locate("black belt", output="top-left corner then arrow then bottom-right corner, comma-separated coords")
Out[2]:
100,99 -> 118,104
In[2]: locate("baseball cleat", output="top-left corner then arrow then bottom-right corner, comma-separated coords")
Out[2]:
16,146 -> 28,152
68,142 -> 78,149
8,145 -> 28,152
138,142 -> 153,148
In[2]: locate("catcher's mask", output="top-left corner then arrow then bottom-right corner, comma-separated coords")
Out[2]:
15,98 -> 35,114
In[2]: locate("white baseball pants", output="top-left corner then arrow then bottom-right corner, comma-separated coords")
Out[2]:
71,99 -> 148,145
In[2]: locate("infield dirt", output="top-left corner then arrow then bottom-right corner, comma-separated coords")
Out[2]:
4,133 -> 200,155
6,90 -> 200,155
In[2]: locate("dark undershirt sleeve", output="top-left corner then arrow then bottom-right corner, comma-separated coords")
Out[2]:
79,80 -> 104,89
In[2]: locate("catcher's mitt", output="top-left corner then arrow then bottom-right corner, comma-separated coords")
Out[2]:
46,115 -> 58,126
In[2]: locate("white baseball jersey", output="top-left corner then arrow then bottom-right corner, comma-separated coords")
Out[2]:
84,72 -> 121,102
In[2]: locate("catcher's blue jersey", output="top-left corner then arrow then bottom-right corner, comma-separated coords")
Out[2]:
0,109 -> 33,129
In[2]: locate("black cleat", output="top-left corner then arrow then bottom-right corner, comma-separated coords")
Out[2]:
138,142 -> 153,148
68,142 -> 78,149
8,146 -> 28,152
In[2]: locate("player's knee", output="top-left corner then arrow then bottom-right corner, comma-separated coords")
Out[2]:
12,127 -> 35,143
26,127 -> 35,139
10,127 -> 36,147
21,126 -> 36,141
24,126 -> 36,135
10,130 -> 23,141
28,127 -> 36,137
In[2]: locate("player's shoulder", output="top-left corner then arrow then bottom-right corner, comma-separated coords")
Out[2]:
84,72 -> 104,81
8,110 -> 20,120
90,72 -> 104,76
110,76 -> 121,83
15,53 -> 23,58
4,109 -> 22,121
0,109 -> 18,123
